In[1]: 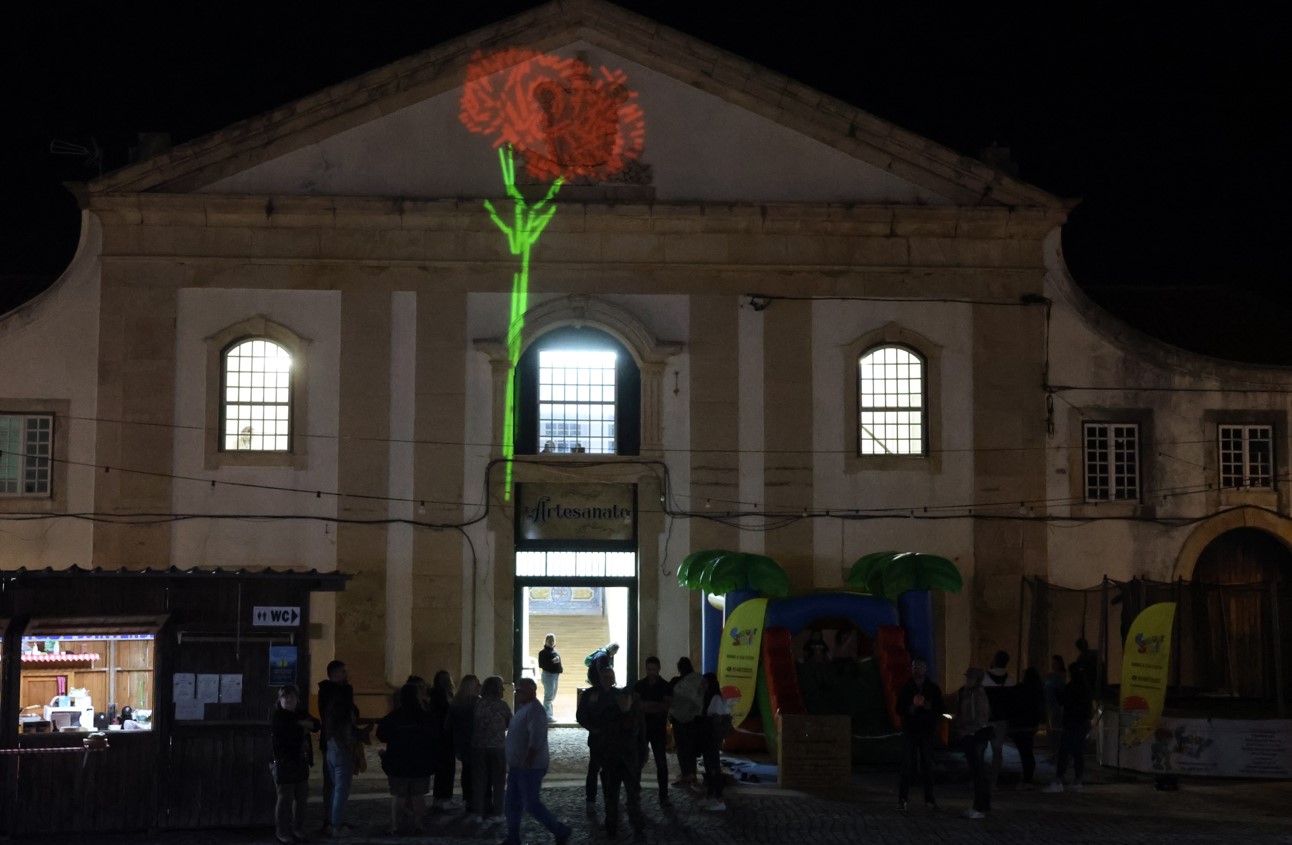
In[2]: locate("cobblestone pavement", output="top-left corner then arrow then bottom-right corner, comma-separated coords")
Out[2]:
31,729 -> 1292,845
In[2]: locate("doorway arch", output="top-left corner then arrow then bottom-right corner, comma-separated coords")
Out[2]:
1191,527 -> 1292,700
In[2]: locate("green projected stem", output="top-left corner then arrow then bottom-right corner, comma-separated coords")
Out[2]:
484,145 -> 562,500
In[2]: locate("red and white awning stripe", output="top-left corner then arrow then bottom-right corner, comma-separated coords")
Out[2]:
20,652 -> 101,663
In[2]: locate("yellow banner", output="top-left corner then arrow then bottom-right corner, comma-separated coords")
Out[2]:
1120,601 -> 1176,747
717,597 -> 768,726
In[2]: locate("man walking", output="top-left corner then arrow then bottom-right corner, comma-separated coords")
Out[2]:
897,657 -> 943,810
599,688 -> 647,838
633,656 -> 673,807
538,633 -> 563,722
501,678 -> 571,845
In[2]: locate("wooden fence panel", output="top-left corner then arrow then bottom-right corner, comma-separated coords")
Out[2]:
9,732 -> 158,835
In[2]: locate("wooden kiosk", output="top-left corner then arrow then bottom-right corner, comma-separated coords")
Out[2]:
0,565 -> 347,835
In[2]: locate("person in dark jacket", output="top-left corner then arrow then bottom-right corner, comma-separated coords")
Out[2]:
271,685 -> 318,844
577,666 -> 619,813
632,655 -> 673,808
585,642 -> 620,686
450,675 -> 481,815
377,682 -> 437,834
538,633 -> 563,722
1045,663 -> 1094,793
957,667 -> 992,819
598,687 -> 646,837
1010,667 -> 1047,786
896,657 -> 943,810
317,660 -> 361,835
429,670 -> 458,810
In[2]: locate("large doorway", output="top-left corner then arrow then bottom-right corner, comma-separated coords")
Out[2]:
513,551 -> 637,723
1194,527 -> 1292,700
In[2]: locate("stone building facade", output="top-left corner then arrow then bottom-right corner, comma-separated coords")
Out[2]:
2,0 -> 1289,701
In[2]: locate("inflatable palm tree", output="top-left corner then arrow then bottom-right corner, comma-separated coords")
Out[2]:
846,551 -> 963,603
676,549 -> 791,597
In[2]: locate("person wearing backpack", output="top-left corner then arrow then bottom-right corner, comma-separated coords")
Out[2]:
667,657 -> 704,787
585,642 -> 619,686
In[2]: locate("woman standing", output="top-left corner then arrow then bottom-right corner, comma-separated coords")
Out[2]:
429,670 -> 457,810
376,682 -> 437,834
270,685 -> 318,844
956,667 -> 992,819
472,675 -> 512,823
450,675 -> 481,814
700,672 -> 728,812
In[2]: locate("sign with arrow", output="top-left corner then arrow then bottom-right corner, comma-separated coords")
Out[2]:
252,606 -> 300,627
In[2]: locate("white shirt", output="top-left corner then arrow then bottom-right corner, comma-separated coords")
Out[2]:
505,700 -> 550,770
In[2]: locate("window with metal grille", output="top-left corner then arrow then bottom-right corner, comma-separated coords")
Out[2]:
0,414 -> 52,496
1084,422 -> 1139,502
1219,424 -> 1273,488
515,550 -> 637,578
858,345 -> 925,455
221,339 -> 292,451
538,349 -> 617,455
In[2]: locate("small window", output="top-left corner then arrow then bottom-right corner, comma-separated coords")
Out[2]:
1084,422 -> 1139,502
0,413 -> 52,496
221,339 -> 292,452
1219,424 -> 1273,489
858,346 -> 925,455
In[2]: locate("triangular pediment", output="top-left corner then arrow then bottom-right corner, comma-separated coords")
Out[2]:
89,0 -> 1062,210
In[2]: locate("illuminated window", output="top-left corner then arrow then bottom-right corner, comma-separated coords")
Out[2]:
1084,422 -> 1139,502
221,339 -> 292,452
538,350 -> 617,454
19,634 -> 155,730
858,346 -> 925,455
1219,424 -> 1273,489
517,328 -> 639,457
516,550 -> 637,578
0,414 -> 52,496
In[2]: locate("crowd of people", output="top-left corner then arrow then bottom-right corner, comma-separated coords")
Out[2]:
899,640 -> 1098,820
268,636 -> 1099,840
268,640 -> 735,843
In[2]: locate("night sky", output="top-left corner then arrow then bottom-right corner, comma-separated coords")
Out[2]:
5,3 -> 1288,348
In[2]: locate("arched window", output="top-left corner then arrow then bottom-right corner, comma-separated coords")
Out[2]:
516,327 -> 640,456
858,345 -> 925,455
221,338 -> 292,452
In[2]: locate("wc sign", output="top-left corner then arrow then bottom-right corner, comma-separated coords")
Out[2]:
253,606 -> 301,627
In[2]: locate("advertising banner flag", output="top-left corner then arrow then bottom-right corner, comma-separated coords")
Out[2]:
1119,601 -> 1176,748
717,597 -> 768,726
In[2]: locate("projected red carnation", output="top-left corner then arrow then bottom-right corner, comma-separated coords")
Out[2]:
460,48 -> 645,181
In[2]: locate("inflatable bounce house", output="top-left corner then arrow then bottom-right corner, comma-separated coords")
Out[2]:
677,550 -> 962,762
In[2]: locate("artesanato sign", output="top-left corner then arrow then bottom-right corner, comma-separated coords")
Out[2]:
515,483 -> 636,548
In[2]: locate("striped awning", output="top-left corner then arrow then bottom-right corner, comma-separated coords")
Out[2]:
20,652 -> 100,664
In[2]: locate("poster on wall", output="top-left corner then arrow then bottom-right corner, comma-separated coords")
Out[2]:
1100,717 -> 1292,778
269,646 -> 298,686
